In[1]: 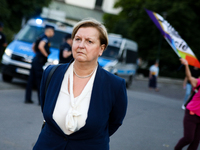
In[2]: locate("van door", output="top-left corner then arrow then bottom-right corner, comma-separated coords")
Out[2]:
115,47 -> 127,77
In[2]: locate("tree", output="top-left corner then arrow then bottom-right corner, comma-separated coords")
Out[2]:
103,0 -> 200,78
0,0 -> 51,43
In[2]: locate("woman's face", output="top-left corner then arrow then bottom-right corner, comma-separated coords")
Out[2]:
72,27 -> 105,63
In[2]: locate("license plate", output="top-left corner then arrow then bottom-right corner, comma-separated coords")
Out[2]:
16,68 -> 30,75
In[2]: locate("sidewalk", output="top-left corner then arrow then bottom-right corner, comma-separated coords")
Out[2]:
135,74 -> 183,85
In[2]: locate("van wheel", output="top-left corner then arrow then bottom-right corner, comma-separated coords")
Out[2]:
2,74 -> 13,82
126,76 -> 133,88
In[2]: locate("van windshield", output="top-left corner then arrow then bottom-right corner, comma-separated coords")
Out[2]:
17,25 -> 44,43
101,45 -> 120,59
16,25 -> 68,49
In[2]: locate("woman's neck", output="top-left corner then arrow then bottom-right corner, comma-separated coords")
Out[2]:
73,60 -> 98,77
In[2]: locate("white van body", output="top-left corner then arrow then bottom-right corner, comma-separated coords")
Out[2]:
98,34 -> 138,88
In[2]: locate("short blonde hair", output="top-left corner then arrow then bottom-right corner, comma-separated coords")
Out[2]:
72,18 -> 108,50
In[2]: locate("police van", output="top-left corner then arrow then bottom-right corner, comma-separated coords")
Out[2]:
98,34 -> 138,88
1,18 -> 72,82
2,19 -> 138,88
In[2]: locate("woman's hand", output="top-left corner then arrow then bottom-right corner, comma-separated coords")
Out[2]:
180,58 -> 188,66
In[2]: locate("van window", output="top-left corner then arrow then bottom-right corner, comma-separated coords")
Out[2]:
101,45 -> 119,59
126,49 -> 137,64
17,25 -> 69,49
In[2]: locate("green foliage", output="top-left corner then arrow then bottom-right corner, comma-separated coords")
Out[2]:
0,0 -> 52,43
103,0 -> 200,78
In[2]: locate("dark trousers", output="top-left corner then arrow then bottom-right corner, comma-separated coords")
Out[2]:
25,57 -> 44,103
174,109 -> 200,150
149,75 -> 157,88
0,47 -> 5,62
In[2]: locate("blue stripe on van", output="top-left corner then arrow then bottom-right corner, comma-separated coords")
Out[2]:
8,40 -> 59,60
8,40 -> 35,56
117,70 -> 136,74
98,57 -> 112,67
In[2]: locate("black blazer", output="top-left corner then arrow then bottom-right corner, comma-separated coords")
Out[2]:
33,62 -> 128,150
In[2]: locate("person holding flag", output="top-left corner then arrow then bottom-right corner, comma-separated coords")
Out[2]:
182,66 -> 200,110
174,58 -> 200,150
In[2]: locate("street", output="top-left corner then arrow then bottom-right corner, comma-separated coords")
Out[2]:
0,74 -> 197,150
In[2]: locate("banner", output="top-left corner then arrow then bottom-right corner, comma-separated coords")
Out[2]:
145,9 -> 200,68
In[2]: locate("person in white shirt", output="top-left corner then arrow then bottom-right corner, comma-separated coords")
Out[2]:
149,61 -> 159,91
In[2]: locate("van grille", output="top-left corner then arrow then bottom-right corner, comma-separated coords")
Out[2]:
11,54 -> 30,63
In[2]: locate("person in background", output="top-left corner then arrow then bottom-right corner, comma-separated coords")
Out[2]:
59,34 -> 73,64
149,61 -> 159,91
174,58 -> 200,150
182,66 -> 200,110
33,18 -> 128,150
24,25 -> 54,104
137,57 -> 142,69
0,22 -> 7,61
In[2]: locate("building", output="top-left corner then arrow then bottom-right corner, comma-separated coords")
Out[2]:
41,0 -> 121,25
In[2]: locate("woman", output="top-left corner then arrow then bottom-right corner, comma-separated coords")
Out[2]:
33,19 -> 128,150
174,58 -> 200,150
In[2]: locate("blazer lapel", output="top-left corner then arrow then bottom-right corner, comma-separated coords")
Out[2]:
44,63 -> 71,137
84,65 -> 105,126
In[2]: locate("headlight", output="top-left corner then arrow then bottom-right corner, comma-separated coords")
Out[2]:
43,59 -> 59,70
53,60 -> 59,65
102,60 -> 118,72
103,66 -> 113,72
5,48 -> 13,57
46,59 -> 59,65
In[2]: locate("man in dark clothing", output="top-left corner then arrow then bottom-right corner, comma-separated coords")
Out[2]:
0,22 -> 7,61
59,34 -> 73,64
25,25 -> 54,104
